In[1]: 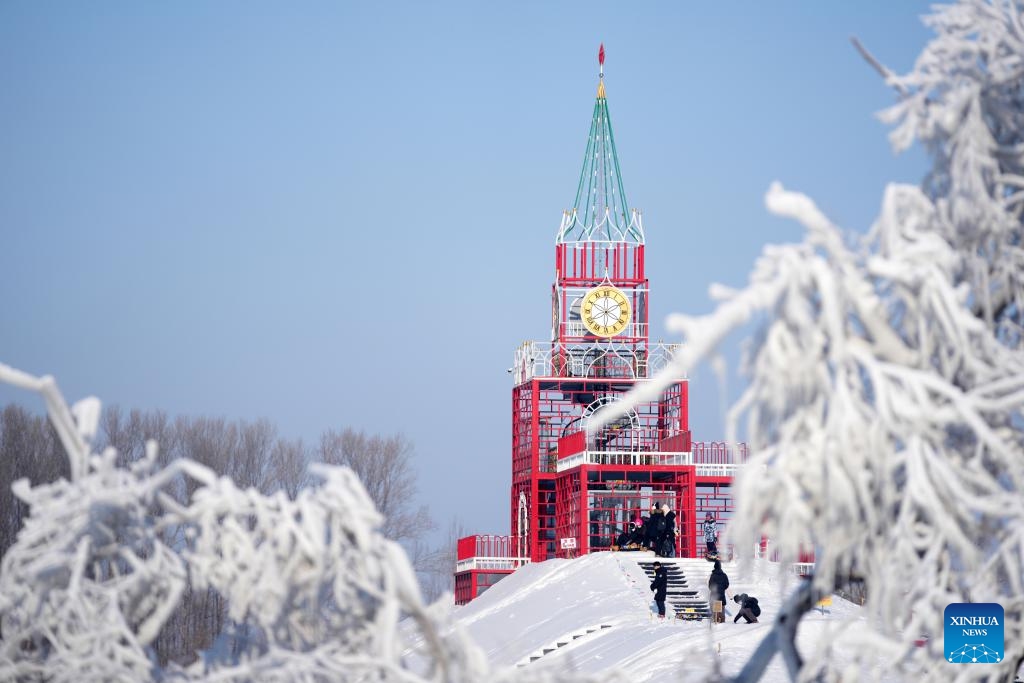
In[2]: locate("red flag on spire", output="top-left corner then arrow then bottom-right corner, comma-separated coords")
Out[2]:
598,43 -> 605,66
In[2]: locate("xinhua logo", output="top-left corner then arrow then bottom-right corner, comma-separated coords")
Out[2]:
944,603 -> 1004,664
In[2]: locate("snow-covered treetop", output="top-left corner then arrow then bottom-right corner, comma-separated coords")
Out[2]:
872,0 -> 1024,347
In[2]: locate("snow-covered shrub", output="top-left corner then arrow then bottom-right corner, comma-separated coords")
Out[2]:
0,443 -> 185,680
0,364 -> 624,682
0,364 -> 494,681
593,1 -> 1024,680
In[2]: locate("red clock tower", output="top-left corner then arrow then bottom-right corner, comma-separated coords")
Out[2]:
455,49 -> 747,604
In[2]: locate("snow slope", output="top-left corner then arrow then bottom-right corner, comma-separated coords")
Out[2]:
450,552 -> 895,682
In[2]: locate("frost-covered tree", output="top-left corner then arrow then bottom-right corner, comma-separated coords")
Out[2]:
0,364 -> 622,682
0,364 -> 483,681
2,397 -> 458,665
594,1 -> 1024,680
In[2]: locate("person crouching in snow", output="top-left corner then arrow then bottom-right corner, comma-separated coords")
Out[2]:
733,593 -> 760,623
650,561 -> 668,619
614,522 -> 643,550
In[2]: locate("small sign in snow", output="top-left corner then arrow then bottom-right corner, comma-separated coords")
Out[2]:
560,537 -> 577,549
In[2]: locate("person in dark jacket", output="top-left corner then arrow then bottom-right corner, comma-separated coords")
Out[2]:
658,505 -> 677,557
707,560 -> 730,623
650,561 -> 668,618
614,522 -> 643,550
645,505 -> 666,551
733,593 -> 760,623
629,522 -> 645,547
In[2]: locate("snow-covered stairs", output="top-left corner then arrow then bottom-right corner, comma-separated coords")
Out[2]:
635,556 -> 732,621
636,558 -> 707,620
515,623 -> 614,667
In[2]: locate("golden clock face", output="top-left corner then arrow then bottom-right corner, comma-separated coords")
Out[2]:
581,285 -> 631,337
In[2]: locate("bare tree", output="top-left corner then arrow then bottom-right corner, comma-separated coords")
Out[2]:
270,436 -> 310,499
316,429 -> 434,546
412,517 -> 465,603
102,406 -> 178,469
3,403 -> 442,666
0,405 -> 67,559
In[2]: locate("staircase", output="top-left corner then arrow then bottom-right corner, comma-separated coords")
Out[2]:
516,623 -> 614,667
636,556 -> 727,621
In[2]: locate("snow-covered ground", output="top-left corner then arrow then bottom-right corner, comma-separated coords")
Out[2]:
447,552 -> 892,682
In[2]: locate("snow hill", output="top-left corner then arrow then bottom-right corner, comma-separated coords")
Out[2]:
448,552 -> 882,682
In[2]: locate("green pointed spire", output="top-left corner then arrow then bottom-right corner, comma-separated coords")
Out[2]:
557,48 -> 643,245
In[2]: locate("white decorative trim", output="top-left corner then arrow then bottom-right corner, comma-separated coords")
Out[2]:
456,557 -> 531,573
554,450 -> 743,475
513,340 -> 682,384
556,207 -> 645,244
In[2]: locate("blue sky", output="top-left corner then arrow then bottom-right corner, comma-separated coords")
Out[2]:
0,2 -> 931,541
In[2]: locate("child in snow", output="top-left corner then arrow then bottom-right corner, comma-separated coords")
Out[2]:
702,511 -> 719,557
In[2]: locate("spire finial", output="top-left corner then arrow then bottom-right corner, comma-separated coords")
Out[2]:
597,43 -> 606,99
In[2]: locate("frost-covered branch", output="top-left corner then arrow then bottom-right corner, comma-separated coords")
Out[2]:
0,365 -> 490,681
0,364 -> 622,682
593,3 -> 1024,680
730,580 -> 817,683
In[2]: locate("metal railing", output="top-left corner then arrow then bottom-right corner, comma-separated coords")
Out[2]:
558,321 -> 648,341
693,463 -> 742,478
455,556 -> 531,573
555,449 -> 743,477
559,427 -> 688,456
513,340 -> 682,384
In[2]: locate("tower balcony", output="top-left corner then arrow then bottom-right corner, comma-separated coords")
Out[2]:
513,340 -> 680,384
554,433 -> 748,478
455,534 -> 531,604
554,450 -> 744,478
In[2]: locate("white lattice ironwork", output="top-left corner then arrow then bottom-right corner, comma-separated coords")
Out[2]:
560,319 -> 648,341
455,557 -> 531,573
554,450 -> 743,477
512,340 -> 681,384
556,209 -> 645,244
